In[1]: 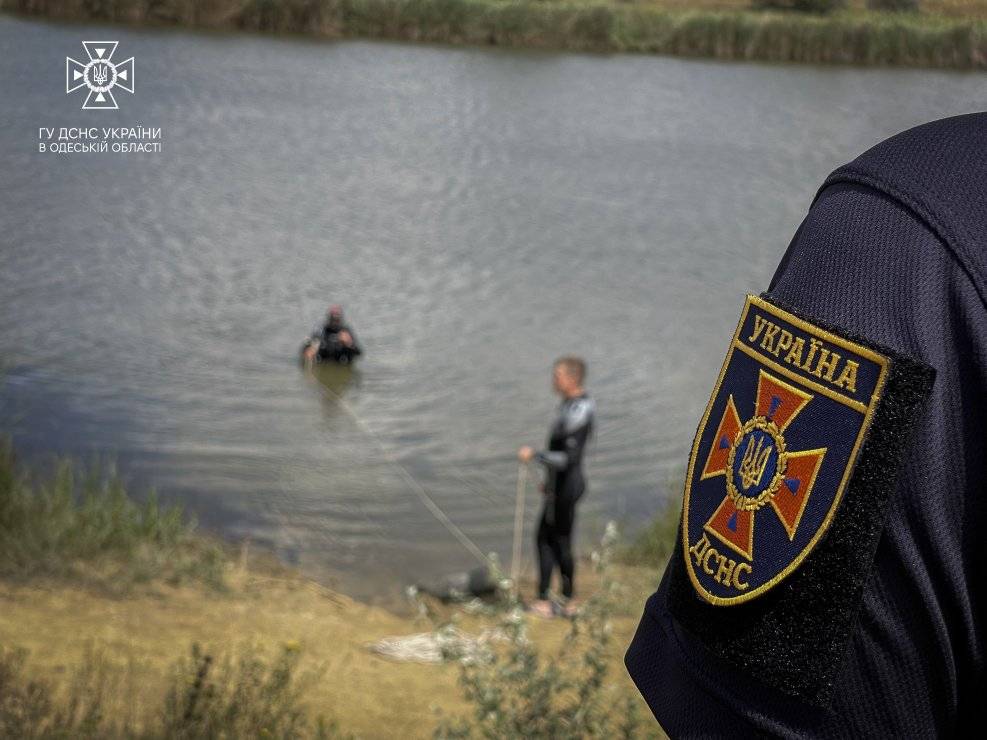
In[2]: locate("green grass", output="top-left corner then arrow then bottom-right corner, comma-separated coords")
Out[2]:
3,0 -> 987,68
619,500 -> 680,569
614,5 -> 987,65
0,438 -> 226,591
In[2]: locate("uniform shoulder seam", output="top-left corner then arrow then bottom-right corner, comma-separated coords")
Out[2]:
813,165 -> 987,310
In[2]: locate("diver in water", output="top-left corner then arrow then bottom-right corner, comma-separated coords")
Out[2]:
319,304 -> 361,363
302,304 -> 362,365
518,356 -> 594,618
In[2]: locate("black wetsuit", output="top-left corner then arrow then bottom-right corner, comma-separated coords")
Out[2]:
534,394 -> 594,600
317,320 -> 362,364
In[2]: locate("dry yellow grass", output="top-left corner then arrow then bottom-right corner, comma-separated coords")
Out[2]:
0,560 -> 659,738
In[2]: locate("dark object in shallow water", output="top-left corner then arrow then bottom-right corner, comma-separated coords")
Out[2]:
300,335 -> 361,365
418,566 -> 498,602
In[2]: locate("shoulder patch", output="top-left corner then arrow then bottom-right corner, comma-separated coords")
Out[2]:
683,294 -> 887,604
667,293 -> 934,703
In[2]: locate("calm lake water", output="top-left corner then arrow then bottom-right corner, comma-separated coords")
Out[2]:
1,14 -> 984,601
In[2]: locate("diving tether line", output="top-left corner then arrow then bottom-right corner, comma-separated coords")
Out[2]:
306,373 -> 496,568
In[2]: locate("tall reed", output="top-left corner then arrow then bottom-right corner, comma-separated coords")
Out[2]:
3,0 -> 985,68
0,439 -> 225,589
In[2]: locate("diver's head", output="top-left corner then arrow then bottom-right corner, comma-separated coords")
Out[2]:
552,356 -> 586,398
327,304 -> 344,326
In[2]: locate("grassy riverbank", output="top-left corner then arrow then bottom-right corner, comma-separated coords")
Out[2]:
0,444 -> 665,737
0,565 -> 664,737
3,0 -> 987,68
0,440 -> 225,593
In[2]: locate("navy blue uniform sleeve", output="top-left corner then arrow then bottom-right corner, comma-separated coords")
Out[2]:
626,179 -> 986,737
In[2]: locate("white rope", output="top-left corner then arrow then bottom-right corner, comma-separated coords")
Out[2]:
306,371 -> 491,567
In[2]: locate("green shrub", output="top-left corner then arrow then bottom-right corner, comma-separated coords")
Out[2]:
0,644 -> 125,738
435,523 -> 649,739
0,642 -> 341,738
0,647 -> 58,737
162,643 -> 338,739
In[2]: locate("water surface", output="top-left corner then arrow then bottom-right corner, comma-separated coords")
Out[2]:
2,15 -> 983,601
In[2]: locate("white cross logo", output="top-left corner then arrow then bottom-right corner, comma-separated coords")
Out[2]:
66,41 -> 135,111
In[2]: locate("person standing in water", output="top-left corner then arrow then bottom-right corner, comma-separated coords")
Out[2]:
302,304 -> 362,365
518,356 -> 595,617
318,304 -> 361,363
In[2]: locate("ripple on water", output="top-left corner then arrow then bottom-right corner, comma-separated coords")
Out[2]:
2,16 -> 984,596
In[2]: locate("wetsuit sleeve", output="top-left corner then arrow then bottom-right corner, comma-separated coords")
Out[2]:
626,180 -> 984,736
346,325 -> 362,355
534,398 -> 594,471
535,450 -> 569,470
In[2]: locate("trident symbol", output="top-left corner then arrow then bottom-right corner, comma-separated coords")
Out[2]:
66,42 -> 135,110
739,435 -> 771,490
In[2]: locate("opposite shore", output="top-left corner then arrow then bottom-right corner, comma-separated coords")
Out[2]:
2,0 -> 986,69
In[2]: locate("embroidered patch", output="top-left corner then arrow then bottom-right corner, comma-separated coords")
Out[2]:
667,293 -> 934,703
682,294 -> 888,605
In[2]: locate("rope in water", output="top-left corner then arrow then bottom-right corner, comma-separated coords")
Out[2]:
305,369 -> 493,567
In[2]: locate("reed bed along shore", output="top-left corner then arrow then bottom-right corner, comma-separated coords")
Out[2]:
3,0 -> 986,69
0,439 -> 226,591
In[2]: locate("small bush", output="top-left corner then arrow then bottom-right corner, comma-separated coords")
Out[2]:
0,646 -> 57,737
0,644 -> 126,738
162,643 -> 336,739
435,523 -> 647,739
0,642 -> 341,739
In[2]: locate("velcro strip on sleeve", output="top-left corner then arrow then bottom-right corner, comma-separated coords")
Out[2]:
666,292 -> 935,704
